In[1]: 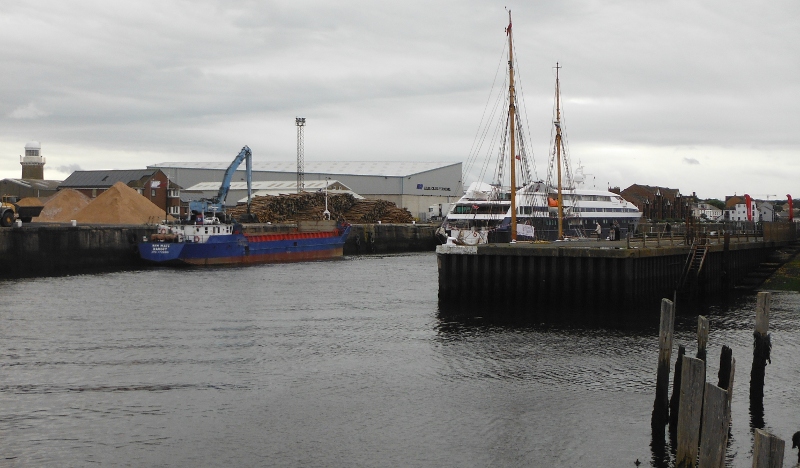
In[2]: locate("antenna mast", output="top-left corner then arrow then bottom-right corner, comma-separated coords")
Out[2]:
296,117 -> 306,193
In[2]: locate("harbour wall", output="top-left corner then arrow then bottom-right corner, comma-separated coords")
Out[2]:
436,238 -> 792,318
0,223 -> 439,279
0,224 -> 153,279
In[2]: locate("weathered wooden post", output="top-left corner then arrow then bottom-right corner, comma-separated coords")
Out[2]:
750,292 -> 772,403
669,344 -> 686,432
676,356 -> 706,468
697,383 -> 731,468
653,298 -> 675,427
696,316 -> 709,363
752,429 -> 784,468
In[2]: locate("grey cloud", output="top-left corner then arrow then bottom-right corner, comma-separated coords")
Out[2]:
683,158 -> 700,165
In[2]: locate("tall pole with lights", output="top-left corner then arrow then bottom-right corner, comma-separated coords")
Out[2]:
296,117 -> 306,193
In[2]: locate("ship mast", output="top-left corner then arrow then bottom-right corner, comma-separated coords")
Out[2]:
554,63 -> 564,240
507,11 -> 517,242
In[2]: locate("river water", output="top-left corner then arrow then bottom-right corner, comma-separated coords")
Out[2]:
1,252 -> 798,467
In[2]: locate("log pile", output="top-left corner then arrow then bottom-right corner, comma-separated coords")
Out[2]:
227,192 -> 413,224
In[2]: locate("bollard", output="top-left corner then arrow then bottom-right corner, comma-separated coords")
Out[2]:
752,429 -> 784,468
652,298 -> 675,427
676,356 -> 706,468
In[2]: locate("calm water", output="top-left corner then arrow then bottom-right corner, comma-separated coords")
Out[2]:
1,253 -> 798,467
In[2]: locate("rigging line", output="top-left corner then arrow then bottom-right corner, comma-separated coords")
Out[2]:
474,70 -> 509,186
463,41 -> 508,185
472,70 -> 510,186
510,40 -> 539,182
474,78 -> 508,187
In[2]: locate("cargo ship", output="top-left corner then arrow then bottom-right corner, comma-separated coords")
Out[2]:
138,219 -> 351,266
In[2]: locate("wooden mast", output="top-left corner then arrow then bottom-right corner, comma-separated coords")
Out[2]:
507,11 -> 517,242
554,63 -> 564,240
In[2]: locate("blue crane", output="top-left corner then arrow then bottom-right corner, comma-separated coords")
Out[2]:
189,146 -> 252,220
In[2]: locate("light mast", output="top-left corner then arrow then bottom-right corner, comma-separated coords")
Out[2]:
296,117 -> 306,193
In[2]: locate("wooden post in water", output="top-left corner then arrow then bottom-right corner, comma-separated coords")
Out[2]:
750,292 -> 772,403
676,356 -> 706,468
653,298 -> 675,427
752,429 -> 785,468
669,344 -> 686,432
697,383 -> 730,468
696,316 -> 709,363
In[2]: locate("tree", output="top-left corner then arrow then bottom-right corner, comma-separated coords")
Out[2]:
705,199 -> 725,210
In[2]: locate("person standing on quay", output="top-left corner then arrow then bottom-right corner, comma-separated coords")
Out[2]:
595,221 -> 602,241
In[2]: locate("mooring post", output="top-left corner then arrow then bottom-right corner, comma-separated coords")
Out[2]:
750,292 -> 772,402
653,298 -> 675,427
696,316 -> 709,363
752,429 -> 785,468
669,344 -> 686,432
697,383 -> 730,468
676,356 -> 706,468
717,345 -> 735,422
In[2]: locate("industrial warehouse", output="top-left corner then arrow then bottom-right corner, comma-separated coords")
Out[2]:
147,160 -> 462,221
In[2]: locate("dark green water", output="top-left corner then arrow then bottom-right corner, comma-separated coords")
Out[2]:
1,253 -> 798,466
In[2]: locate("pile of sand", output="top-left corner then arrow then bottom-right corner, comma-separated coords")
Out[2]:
33,189 -> 91,223
16,197 -> 44,206
73,182 -> 171,224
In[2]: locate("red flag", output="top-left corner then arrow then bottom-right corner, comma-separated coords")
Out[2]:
515,154 -> 520,160
506,22 -> 512,35
788,194 -> 794,222
745,194 -> 752,221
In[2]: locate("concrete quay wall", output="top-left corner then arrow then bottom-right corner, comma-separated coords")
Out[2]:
344,224 -> 438,255
0,224 -> 154,279
436,240 -> 784,315
0,223 -> 438,279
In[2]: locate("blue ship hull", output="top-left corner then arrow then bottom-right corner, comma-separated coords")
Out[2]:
139,226 -> 351,266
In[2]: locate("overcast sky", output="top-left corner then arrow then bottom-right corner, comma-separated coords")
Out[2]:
1,0 -> 798,200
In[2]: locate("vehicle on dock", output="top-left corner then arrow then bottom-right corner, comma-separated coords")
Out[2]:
1,195 -> 44,227
138,146 -> 351,266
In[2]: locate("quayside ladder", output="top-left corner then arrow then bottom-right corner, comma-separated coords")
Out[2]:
678,238 -> 709,290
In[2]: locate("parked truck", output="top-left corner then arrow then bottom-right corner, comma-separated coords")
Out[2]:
1,195 -> 44,227
428,203 -> 451,221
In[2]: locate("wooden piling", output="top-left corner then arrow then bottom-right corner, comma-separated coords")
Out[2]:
696,316 -> 709,363
717,345 -> 732,389
750,292 -> 772,402
653,298 -> 675,427
752,429 -> 784,468
676,356 -> 706,468
697,383 -> 730,468
669,344 -> 686,432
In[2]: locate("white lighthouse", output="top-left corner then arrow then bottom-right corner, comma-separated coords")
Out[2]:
20,141 -> 46,179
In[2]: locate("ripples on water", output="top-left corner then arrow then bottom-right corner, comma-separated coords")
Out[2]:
1,253 -> 798,467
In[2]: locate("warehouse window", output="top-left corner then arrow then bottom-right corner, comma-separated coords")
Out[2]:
151,189 -> 156,197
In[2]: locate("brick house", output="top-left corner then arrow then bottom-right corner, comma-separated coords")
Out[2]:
616,184 -> 691,221
59,169 -> 182,216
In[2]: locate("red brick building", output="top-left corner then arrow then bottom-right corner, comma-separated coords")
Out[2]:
616,184 -> 692,221
59,169 -> 182,216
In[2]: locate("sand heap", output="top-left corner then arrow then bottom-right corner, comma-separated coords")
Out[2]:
72,182 -> 170,224
16,197 -> 44,207
33,189 -> 91,222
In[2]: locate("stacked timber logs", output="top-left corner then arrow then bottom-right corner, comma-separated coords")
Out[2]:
227,192 -> 413,224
